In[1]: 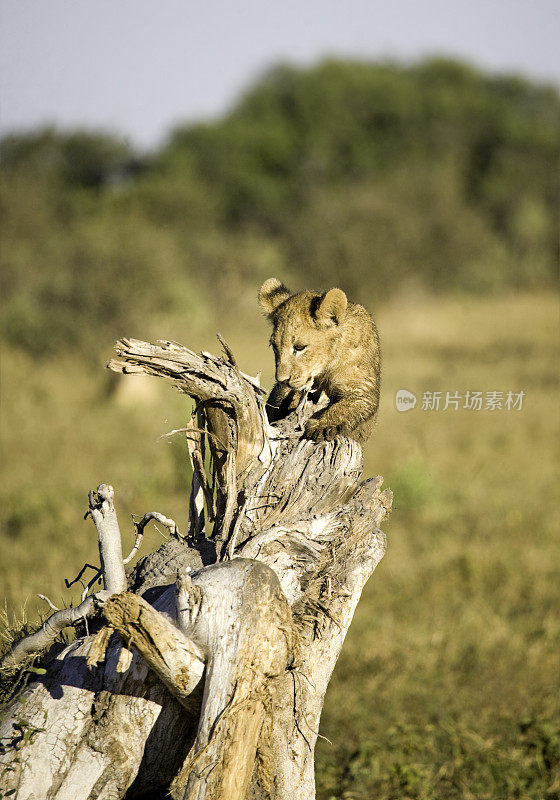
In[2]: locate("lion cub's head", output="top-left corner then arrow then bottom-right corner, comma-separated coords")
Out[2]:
259,278 -> 348,391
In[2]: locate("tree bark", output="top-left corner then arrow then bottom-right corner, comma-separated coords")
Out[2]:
0,337 -> 391,800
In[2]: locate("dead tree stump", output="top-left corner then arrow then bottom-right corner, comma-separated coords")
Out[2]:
0,337 -> 391,800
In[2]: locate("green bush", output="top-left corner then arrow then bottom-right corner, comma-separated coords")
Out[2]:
2,57 -> 559,358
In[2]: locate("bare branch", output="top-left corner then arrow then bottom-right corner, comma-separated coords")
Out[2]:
36,594 -> 60,612
1,484 -> 130,669
128,511 -> 183,565
1,591 -> 112,670
185,414 -> 216,524
108,338 -> 270,477
64,562 -> 101,590
100,592 -> 205,707
216,332 -> 237,366
87,484 -> 127,594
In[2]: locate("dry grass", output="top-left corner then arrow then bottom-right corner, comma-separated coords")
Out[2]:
318,289 -> 560,799
1,290 -> 558,798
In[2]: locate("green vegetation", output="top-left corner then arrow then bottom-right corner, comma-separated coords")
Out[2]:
1,57 -> 559,798
1,58 -> 559,358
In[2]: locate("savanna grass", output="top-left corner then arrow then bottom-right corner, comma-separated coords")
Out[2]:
1,291 -> 558,799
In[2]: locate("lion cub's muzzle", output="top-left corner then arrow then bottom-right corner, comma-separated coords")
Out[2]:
277,376 -> 314,392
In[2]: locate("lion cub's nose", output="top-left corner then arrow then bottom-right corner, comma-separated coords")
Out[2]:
276,368 -> 291,384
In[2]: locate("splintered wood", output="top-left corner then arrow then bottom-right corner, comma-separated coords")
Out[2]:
0,336 -> 391,800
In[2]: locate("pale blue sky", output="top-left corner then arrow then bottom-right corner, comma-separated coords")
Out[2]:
1,0 -> 559,150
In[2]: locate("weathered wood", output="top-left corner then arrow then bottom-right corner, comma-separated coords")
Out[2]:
176,559 -> 296,800
99,592 -> 205,705
0,589 -> 201,800
0,481 -> 128,672
0,590 -> 111,670
0,336 -> 391,800
88,483 -> 127,593
109,337 -> 270,479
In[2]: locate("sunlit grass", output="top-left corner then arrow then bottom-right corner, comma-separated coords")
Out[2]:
318,289 -> 560,799
1,290 -> 558,798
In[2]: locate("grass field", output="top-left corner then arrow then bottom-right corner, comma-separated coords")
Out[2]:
1,290 -> 559,799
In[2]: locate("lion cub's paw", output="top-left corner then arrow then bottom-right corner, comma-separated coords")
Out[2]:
304,418 -> 349,442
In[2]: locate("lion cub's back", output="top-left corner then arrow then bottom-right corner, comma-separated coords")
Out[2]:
339,301 -> 381,377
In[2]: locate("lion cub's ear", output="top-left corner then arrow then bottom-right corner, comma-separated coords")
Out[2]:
314,288 -> 347,327
259,278 -> 291,315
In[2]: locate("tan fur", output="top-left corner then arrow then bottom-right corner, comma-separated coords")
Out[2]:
259,278 -> 381,443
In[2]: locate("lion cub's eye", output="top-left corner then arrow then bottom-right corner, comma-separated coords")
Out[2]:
293,344 -> 307,353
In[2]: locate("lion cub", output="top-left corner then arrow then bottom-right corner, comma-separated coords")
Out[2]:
259,278 -> 380,443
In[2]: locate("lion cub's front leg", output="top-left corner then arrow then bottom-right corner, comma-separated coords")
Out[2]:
304,394 -> 374,443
